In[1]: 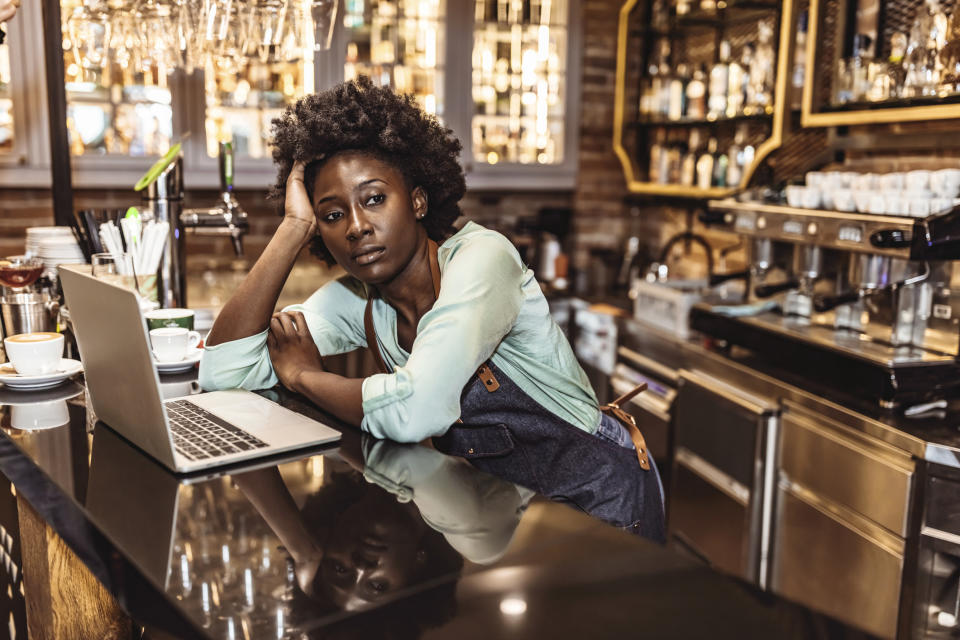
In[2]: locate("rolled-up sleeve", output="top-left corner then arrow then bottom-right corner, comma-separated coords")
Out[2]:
198,276 -> 367,391
360,234 -> 525,442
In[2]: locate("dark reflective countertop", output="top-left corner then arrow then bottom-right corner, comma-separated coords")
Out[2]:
0,374 -> 868,639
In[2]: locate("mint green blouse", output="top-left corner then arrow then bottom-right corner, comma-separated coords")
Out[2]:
198,221 -> 600,443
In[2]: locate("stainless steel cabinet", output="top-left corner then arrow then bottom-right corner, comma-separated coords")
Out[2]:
772,401 -> 915,640
669,369 -> 779,588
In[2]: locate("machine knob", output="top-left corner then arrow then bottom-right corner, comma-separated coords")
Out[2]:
870,229 -> 912,249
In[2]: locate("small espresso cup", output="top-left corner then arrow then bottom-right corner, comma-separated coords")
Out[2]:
4,332 -> 64,375
145,308 -> 195,331
150,328 -> 201,363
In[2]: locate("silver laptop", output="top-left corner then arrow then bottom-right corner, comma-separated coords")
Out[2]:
59,265 -> 341,473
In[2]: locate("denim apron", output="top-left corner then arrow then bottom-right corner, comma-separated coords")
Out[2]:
363,240 -> 666,543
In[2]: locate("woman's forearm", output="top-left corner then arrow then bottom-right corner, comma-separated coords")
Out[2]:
293,370 -> 365,427
205,220 -> 313,346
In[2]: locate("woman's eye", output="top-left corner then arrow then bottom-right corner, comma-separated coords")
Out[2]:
334,561 -> 349,575
365,193 -> 385,206
370,581 -> 389,592
322,211 -> 343,223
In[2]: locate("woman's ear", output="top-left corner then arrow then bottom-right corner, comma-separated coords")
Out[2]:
412,186 -> 428,220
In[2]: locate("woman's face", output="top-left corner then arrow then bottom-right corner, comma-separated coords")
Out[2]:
310,151 -> 427,285
318,493 -> 426,611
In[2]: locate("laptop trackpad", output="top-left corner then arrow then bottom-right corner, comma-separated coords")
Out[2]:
179,390 -> 340,443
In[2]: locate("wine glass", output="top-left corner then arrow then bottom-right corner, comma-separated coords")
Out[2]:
0,256 -> 44,289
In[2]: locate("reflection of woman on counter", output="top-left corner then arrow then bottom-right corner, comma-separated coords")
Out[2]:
232,438 -> 530,635
200,77 -> 664,541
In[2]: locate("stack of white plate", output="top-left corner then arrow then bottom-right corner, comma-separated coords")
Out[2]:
25,227 -> 85,276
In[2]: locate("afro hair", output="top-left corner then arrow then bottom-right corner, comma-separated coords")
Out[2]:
269,76 -> 467,264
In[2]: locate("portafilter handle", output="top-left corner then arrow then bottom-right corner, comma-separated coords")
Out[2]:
813,291 -> 861,313
754,279 -> 800,298
708,269 -> 751,287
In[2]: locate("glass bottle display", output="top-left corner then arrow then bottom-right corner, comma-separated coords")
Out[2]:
471,0 -> 568,165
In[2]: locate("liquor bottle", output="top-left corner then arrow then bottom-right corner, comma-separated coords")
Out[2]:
649,129 -> 666,183
668,63 -> 689,120
685,63 -> 708,119
712,142 -> 729,188
697,137 -> 717,189
790,11 -> 808,109
938,4 -> 960,92
750,20 -> 776,111
726,125 -> 754,187
850,33 -> 873,102
680,129 -> 700,186
708,40 -> 731,119
655,39 -> 673,118
727,43 -> 751,117
887,32 -> 907,98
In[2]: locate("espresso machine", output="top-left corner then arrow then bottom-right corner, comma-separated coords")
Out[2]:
691,200 -> 960,408
142,142 -> 249,309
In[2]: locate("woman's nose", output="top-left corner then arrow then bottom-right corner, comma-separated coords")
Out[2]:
345,207 -> 374,240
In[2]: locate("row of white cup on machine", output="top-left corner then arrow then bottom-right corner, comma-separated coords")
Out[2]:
785,169 -> 960,217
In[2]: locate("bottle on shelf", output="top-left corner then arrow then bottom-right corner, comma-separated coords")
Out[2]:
726,124 -> 754,187
886,32 -> 907,98
668,62 -> 689,121
680,129 -> 700,186
696,137 -> 717,189
749,20 -> 776,112
790,10 -> 808,109
712,140 -> 729,188
686,63 -> 708,120
938,7 -> 960,91
851,34 -> 873,102
649,129 -> 666,183
708,40 -> 731,119
727,43 -> 752,117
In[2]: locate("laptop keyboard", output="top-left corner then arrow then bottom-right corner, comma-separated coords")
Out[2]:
165,399 -> 269,461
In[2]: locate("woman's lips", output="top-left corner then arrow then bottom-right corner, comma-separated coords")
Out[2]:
353,247 -> 385,265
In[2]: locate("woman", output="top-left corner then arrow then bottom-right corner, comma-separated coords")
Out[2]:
199,77 -> 664,541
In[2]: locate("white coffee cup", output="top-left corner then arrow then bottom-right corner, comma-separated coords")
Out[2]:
150,328 -> 201,363
879,172 -> 905,191
931,169 -> 960,197
832,188 -> 855,212
853,189 -> 873,213
906,170 -> 932,192
805,171 -> 826,188
4,332 -> 64,375
800,186 -> 822,209
785,185 -> 805,207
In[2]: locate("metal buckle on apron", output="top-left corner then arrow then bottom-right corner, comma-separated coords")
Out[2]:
599,382 -> 651,471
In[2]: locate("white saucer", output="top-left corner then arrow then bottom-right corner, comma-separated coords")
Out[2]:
0,359 -> 83,391
155,350 -> 202,374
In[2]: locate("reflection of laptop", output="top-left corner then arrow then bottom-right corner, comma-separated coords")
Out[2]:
60,265 -> 341,473
85,424 -> 341,591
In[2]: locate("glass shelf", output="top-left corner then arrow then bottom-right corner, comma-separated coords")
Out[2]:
628,111 -> 774,127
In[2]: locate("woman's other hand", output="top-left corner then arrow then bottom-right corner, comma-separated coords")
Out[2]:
267,311 -> 325,391
283,160 -> 318,241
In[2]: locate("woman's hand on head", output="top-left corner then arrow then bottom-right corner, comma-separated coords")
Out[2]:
283,160 -> 319,241
267,311 -> 326,392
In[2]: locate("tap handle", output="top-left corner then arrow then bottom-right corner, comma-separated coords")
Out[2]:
813,291 -> 861,312
219,141 -> 234,194
708,269 -> 751,286
754,279 -> 800,298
